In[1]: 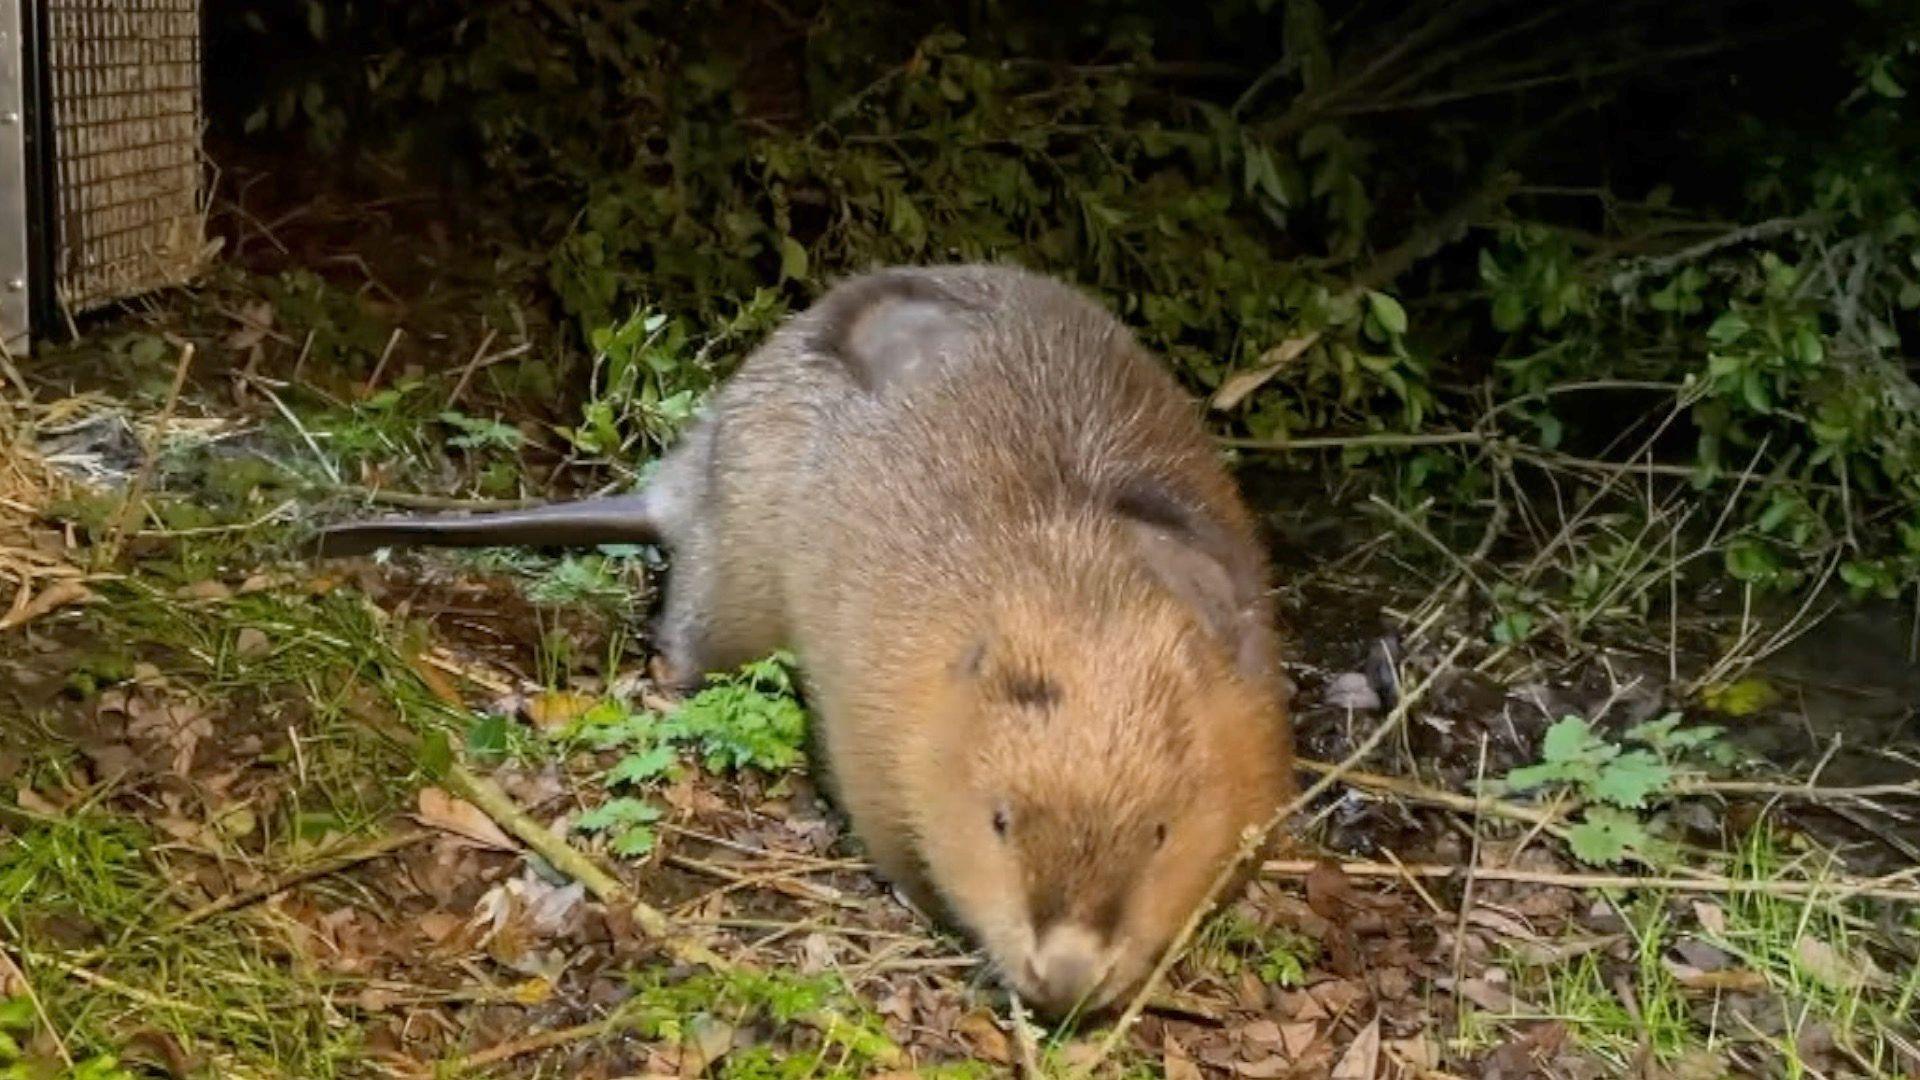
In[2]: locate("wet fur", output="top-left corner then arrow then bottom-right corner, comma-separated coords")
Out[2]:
312,264 -> 1297,1016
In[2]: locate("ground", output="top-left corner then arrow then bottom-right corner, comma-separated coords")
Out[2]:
1,174 -> 1917,1080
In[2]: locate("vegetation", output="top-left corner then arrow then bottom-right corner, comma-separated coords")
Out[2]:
1,0 -> 1915,1076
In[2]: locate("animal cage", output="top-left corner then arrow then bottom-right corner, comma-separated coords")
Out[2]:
0,0 -> 207,356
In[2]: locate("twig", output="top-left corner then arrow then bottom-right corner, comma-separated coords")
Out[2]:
0,940 -> 71,1068
362,327 -> 405,395
162,829 -> 430,932
1076,638 -> 1470,1076
1260,859 -> 1920,904
242,374 -> 342,485
97,341 -> 195,566
352,706 -> 901,1066
452,1008 -> 639,1071
447,334 -> 534,409
1222,430 -> 1488,452
1009,995 -> 1045,1080
1293,759 -> 1561,830
1449,736 -> 1490,1039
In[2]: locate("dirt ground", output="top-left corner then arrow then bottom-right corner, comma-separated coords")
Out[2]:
2,169 -> 1917,1080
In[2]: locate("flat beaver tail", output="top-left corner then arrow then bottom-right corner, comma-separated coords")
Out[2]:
307,493 -> 662,558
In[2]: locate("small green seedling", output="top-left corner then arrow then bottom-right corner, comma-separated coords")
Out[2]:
1500,712 -> 1727,866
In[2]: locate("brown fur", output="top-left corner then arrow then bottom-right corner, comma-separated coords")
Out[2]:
312,264 -> 1297,1018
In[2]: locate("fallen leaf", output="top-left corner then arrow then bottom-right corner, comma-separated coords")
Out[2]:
1242,1019 -> 1282,1047
1324,672 -> 1381,711
414,787 -> 517,851
234,627 -> 271,658
1306,860 -> 1355,923
177,579 -> 233,602
1236,1055 -> 1290,1078
1163,1035 -> 1203,1080
1692,900 -> 1726,935
1211,332 -> 1323,410
1665,961 -> 1769,993
1795,936 -> 1889,991
1331,1014 -> 1380,1080
1280,1022 -> 1319,1058
1279,989 -> 1330,1022
15,785 -> 61,815
679,1015 -> 734,1078
0,580 -> 95,631
956,1010 -> 1010,1064
1450,976 -> 1518,1012
1384,1033 -> 1438,1070
524,690 -> 595,732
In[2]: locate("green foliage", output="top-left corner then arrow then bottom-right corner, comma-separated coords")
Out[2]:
1501,713 -> 1728,866
619,969 -> 900,1077
0,999 -> 137,1080
236,0 -> 1920,611
562,653 -> 809,858
1197,910 -> 1317,988
661,653 -> 809,774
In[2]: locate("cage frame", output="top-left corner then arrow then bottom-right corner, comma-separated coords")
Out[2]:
0,0 -> 206,356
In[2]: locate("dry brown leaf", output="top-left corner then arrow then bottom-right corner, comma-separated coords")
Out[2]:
524,689 -> 595,732
1280,1021 -> 1320,1058
15,785 -> 61,815
1331,1014 -> 1380,1080
1306,859 -> 1355,923
1466,906 -> 1541,943
1384,1033 -> 1438,1071
1794,936 -> 1889,991
176,579 -> 233,602
1450,975 -> 1519,1012
1241,1019 -> 1282,1047
1163,1035 -> 1204,1080
956,1010 -> 1011,1064
1210,332 -> 1324,410
1279,989 -> 1330,1022
407,653 -> 467,710
1665,961 -> 1769,993
0,579 -> 94,631
414,787 -> 518,851
1692,900 -> 1726,935
679,1015 -> 734,1078
234,627 -> 271,658
1236,1055 -> 1290,1078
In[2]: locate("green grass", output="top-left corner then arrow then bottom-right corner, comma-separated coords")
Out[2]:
1470,825 -> 1920,1076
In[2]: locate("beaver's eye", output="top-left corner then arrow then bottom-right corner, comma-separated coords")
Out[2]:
992,805 -> 1011,839
1154,822 -> 1168,849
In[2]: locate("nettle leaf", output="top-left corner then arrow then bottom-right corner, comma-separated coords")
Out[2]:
1588,749 -> 1672,809
607,745 -> 677,787
611,825 -> 659,858
1566,807 -> 1651,866
1541,715 -> 1615,766
575,796 -> 663,835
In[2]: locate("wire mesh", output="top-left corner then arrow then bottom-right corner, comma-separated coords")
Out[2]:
46,0 -> 204,315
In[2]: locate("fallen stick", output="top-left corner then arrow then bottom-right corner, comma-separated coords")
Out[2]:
354,702 -> 901,1067
1262,859 -> 1920,904
162,828 -> 431,933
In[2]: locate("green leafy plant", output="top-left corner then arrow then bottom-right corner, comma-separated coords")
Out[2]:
659,653 -> 808,774
562,653 -> 809,858
1501,713 -> 1728,866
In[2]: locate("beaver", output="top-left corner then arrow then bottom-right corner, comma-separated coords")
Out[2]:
314,264 -> 1297,1018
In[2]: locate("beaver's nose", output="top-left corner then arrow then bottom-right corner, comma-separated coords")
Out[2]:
1024,923 -> 1107,1017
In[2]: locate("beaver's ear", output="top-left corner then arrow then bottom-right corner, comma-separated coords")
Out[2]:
1114,481 -> 1281,687
812,271 -> 975,392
